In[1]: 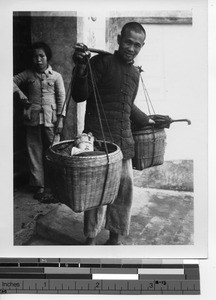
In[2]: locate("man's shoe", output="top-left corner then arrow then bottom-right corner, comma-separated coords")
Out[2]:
33,187 -> 45,200
40,193 -> 58,204
85,237 -> 97,245
104,232 -> 122,245
104,238 -> 122,245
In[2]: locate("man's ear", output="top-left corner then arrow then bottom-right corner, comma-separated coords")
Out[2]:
117,34 -> 121,45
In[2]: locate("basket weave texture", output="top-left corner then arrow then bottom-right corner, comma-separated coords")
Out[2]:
132,127 -> 166,170
46,140 -> 123,212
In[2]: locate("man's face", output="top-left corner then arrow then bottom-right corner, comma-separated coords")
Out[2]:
117,29 -> 145,63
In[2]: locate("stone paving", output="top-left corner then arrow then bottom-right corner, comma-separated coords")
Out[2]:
123,187 -> 193,245
14,160 -> 193,246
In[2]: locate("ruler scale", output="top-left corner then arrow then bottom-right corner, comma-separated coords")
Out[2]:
0,258 -> 200,295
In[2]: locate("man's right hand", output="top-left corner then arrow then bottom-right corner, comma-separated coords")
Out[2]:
72,43 -> 91,66
148,118 -> 155,124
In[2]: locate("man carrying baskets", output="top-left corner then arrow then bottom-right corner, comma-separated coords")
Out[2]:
72,22 -> 154,245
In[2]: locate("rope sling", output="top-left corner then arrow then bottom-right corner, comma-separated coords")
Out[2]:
46,55 -> 123,212
132,68 -> 191,170
140,71 -> 157,168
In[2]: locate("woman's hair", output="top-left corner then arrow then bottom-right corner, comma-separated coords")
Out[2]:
121,22 -> 146,39
31,42 -> 52,61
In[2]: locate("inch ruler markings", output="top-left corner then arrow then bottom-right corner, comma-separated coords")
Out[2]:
0,258 -> 200,295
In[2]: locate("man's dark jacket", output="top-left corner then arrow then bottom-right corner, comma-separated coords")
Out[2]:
72,51 -> 149,159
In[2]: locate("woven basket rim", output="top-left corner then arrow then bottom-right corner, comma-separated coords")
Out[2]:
132,128 -> 166,135
47,139 -> 123,162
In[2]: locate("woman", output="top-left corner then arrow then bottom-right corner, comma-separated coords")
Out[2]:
13,42 -> 66,201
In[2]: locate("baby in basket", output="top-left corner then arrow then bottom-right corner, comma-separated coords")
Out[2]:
71,132 -> 106,156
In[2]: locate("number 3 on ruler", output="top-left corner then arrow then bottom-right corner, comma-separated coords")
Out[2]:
149,282 -> 154,289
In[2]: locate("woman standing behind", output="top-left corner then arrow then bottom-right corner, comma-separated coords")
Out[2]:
13,42 -> 66,201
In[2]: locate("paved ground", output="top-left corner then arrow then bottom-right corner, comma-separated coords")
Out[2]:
14,160 -> 194,246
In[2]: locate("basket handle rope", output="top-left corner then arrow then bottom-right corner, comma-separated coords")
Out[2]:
87,58 -> 114,208
140,73 -> 156,115
89,69 -> 114,145
52,59 -> 113,156
139,69 -> 157,167
51,55 -> 117,209
87,59 -> 110,162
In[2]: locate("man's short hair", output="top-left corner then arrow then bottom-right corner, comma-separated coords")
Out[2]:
31,42 -> 52,61
121,22 -> 146,38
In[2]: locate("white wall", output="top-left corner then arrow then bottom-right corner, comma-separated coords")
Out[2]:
76,12 -> 107,135
135,16 -> 207,161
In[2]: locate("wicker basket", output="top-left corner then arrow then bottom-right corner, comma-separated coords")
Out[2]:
132,127 -> 166,170
46,140 -> 123,213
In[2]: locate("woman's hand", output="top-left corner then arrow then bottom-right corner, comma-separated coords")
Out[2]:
55,115 -> 64,134
73,43 -> 91,65
17,91 -> 31,108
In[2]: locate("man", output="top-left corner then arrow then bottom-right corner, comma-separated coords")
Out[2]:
72,22 -> 154,245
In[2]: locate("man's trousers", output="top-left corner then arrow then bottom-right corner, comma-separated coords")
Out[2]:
84,159 -> 133,237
